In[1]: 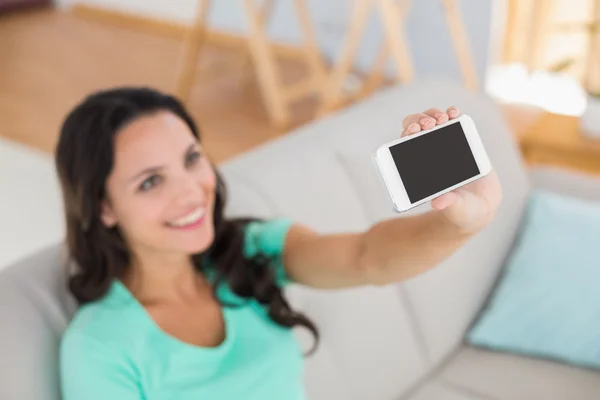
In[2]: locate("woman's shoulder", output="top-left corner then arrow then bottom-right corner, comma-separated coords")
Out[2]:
243,217 -> 295,258
62,281 -> 144,351
59,290 -> 143,396
242,217 -> 295,287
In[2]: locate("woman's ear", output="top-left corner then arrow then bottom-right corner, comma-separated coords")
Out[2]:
100,199 -> 117,228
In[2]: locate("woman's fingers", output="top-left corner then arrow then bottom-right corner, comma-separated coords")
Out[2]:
402,113 -> 435,137
402,106 -> 461,137
447,106 -> 460,119
402,113 -> 435,130
422,108 -> 448,124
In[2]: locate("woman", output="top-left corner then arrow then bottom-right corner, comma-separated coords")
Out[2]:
57,87 -> 501,399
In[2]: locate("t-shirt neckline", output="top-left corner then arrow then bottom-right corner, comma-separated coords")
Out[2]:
110,279 -> 237,357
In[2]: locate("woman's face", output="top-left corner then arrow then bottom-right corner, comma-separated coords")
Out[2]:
101,111 -> 216,257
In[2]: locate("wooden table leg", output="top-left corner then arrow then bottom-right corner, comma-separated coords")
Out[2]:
318,0 -> 416,115
294,0 -> 328,86
378,0 -> 414,83
318,0 -> 375,115
237,0 -> 275,76
319,0 -> 479,114
243,0 -> 289,127
361,0 -> 411,97
441,0 -> 478,90
361,42 -> 390,97
174,0 -> 211,103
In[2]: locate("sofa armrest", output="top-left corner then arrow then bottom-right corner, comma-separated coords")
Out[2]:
528,166 -> 600,202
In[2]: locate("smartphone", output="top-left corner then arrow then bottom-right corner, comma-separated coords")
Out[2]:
373,114 -> 492,213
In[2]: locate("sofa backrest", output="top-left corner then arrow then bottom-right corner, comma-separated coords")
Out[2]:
0,138 -> 65,271
0,245 -> 75,400
0,79 -> 531,400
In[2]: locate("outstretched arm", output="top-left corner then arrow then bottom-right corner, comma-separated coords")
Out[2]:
282,107 -> 502,289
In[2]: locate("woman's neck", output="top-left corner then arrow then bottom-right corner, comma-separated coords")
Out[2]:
122,247 -> 208,305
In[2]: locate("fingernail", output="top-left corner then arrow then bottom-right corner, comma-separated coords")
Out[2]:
449,109 -> 458,117
408,123 -> 420,133
420,117 -> 432,125
435,112 -> 446,121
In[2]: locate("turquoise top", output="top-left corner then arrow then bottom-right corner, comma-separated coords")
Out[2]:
60,218 -> 305,400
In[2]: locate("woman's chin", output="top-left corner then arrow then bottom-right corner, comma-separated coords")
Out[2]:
192,230 -> 216,253
172,231 -> 213,254
186,241 -> 213,255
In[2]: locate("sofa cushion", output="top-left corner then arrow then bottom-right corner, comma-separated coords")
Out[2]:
467,190 -> 600,370
218,129 -> 372,234
0,244 -> 75,400
295,286 -> 429,400
406,381 -> 493,400
439,346 -> 600,400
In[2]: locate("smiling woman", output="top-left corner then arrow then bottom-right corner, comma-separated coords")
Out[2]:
55,87 -> 317,400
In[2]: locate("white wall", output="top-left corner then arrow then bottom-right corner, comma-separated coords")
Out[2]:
57,0 -> 497,85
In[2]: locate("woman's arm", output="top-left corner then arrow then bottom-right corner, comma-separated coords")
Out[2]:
283,107 -> 502,289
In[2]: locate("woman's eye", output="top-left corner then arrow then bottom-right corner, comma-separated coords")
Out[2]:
139,175 -> 161,192
186,151 -> 201,167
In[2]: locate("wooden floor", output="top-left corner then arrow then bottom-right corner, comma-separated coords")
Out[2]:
0,7 -> 318,163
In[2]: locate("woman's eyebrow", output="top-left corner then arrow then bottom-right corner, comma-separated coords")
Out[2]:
129,166 -> 164,183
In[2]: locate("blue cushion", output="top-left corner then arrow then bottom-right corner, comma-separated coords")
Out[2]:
467,190 -> 600,370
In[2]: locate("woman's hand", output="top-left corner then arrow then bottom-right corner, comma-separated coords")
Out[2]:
401,107 -> 502,233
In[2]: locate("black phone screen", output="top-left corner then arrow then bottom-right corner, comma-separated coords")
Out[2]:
389,121 -> 480,203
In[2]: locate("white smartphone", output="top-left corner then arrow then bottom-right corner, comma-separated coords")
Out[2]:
373,114 -> 492,213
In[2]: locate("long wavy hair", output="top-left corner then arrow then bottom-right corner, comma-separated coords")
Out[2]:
55,87 -> 318,348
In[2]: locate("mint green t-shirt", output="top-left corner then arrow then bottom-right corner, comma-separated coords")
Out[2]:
60,218 -> 305,400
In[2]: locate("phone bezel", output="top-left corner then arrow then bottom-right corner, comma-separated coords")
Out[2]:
373,114 -> 492,212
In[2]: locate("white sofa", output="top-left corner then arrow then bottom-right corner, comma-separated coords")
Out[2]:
2,80 -> 600,400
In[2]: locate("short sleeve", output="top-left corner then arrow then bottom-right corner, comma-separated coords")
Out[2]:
60,330 -> 143,400
244,218 -> 295,287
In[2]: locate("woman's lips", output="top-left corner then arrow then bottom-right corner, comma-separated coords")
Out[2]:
166,206 -> 206,229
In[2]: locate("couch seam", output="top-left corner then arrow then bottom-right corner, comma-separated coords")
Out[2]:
436,378 -> 501,400
2,273 -> 64,336
397,285 -> 432,365
396,344 -> 464,400
10,269 -> 69,335
392,284 -> 443,400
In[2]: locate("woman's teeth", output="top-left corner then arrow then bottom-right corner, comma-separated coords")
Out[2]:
168,207 -> 206,227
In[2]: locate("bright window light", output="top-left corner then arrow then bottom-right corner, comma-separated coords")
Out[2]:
485,63 -> 588,116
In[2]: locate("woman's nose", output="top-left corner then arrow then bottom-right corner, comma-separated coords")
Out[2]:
174,176 -> 206,205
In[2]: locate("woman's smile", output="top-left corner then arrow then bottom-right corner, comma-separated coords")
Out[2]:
165,206 -> 207,230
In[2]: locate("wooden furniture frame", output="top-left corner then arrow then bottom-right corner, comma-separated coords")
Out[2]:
174,0 -> 327,128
